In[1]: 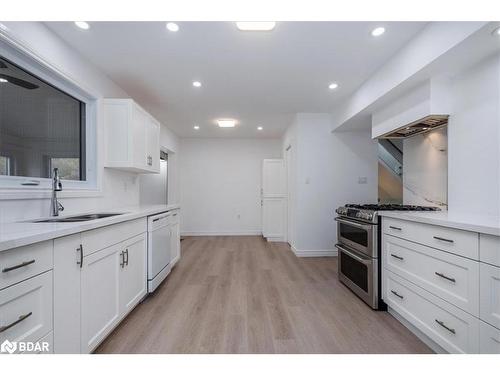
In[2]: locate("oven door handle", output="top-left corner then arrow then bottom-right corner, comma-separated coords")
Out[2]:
334,217 -> 374,230
335,244 -> 373,265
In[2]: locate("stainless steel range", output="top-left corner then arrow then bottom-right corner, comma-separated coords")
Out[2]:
334,204 -> 440,309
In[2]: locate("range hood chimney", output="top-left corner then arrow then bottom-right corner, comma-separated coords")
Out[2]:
372,78 -> 451,139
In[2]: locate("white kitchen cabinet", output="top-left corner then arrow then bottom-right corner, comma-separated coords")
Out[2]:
480,262 -> 500,329
480,321 -> 500,353
385,270 -> 480,354
383,217 -> 479,260
0,240 -> 53,291
53,221 -> 148,354
0,271 -> 53,347
104,98 -> 160,174
119,234 -> 147,315
53,234 -> 82,354
383,234 -> 480,316
81,242 -> 122,353
170,212 -> 181,267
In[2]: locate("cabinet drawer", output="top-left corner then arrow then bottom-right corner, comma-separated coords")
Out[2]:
384,270 -> 479,353
480,321 -> 500,353
383,235 -> 479,316
480,234 -> 500,268
480,262 -> 500,329
81,218 -> 146,256
383,218 -> 479,260
0,271 -> 53,345
0,241 -> 53,290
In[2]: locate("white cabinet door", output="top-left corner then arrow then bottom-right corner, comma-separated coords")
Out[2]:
53,234 -> 82,354
146,117 -> 160,173
104,99 -> 160,174
480,321 -> 500,353
262,159 -> 286,196
81,243 -> 121,353
119,234 -> 147,315
132,104 -> 148,170
262,198 -> 286,241
480,262 -> 500,329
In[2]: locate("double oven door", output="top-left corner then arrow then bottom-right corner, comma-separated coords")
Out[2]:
335,216 -> 379,309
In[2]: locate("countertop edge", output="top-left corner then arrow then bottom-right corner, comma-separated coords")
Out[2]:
0,205 -> 180,252
378,211 -> 500,236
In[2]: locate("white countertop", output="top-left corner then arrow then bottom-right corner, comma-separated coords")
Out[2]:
0,204 -> 180,252
378,210 -> 500,236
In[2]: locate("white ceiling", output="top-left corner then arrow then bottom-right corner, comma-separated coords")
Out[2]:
45,21 -> 428,138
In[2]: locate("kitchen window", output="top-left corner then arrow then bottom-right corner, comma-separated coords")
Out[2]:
0,46 -> 97,196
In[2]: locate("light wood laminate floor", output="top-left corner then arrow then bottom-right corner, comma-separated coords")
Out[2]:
96,236 -> 432,354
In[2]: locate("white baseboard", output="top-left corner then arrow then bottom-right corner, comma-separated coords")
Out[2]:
181,231 -> 262,236
290,245 -> 338,258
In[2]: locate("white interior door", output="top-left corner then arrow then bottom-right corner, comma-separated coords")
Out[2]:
262,159 -> 286,197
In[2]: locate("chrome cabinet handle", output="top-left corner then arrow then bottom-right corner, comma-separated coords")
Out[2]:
2,259 -> 35,273
389,226 -> 402,231
435,272 -> 456,283
435,319 -> 456,334
433,236 -> 454,243
391,290 -> 404,299
125,249 -> 129,266
0,312 -> 33,333
120,251 -> 125,268
390,254 -> 404,261
76,244 -> 83,268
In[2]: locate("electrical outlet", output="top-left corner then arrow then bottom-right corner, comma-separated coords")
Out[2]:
358,177 -> 368,184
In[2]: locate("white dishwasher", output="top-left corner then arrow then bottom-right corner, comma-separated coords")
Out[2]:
147,212 -> 172,293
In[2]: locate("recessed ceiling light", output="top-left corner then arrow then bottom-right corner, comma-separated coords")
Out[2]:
236,22 -> 276,31
257,126 -> 263,130
217,119 -> 236,128
328,82 -> 339,90
192,81 -> 202,88
166,22 -> 179,32
193,125 -> 200,130
371,27 -> 385,37
0,78 -> 8,83
491,26 -> 500,36
74,21 -> 90,30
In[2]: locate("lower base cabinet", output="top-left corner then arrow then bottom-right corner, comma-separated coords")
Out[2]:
385,270 -> 480,354
54,226 -> 147,354
81,242 -> 122,353
480,321 -> 500,353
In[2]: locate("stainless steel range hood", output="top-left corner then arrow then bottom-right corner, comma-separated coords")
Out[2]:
372,78 -> 451,140
378,114 -> 449,139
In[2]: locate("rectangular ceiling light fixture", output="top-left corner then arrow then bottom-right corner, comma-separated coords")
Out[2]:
236,22 -> 276,31
217,119 -> 236,128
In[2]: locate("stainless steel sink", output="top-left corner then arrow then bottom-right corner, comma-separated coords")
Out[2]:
32,213 -> 125,223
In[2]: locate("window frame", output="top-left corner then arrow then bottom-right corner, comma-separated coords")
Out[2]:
0,28 -> 100,199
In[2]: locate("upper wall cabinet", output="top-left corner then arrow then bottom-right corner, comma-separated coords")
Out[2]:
103,99 -> 160,173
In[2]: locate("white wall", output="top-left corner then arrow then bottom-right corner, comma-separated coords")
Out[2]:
448,53 -> 500,217
0,22 -> 180,222
285,114 -> 378,255
179,138 -> 281,235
